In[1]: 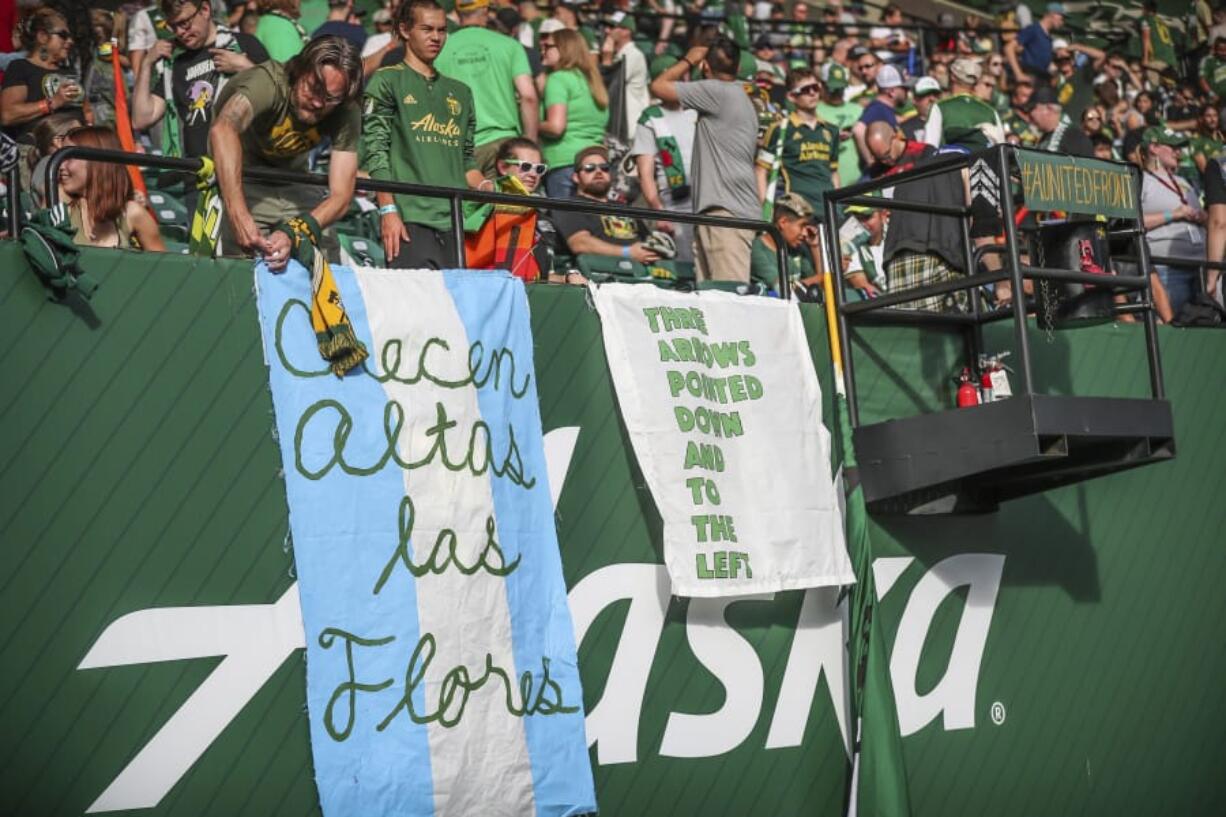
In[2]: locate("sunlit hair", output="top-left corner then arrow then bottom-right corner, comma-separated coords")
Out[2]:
63,126 -> 130,224
285,35 -> 364,104
18,7 -> 68,49
256,0 -> 299,14
397,0 -> 445,28
31,111 -> 85,159
497,137 -> 542,163
552,29 -> 608,110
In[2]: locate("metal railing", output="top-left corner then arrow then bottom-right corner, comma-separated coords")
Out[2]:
822,143 -> 1166,427
38,146 -> 793,296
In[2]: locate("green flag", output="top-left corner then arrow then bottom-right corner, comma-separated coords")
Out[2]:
821,275 -> 911,817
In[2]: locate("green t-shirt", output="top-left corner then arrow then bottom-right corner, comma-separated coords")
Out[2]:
1055,60 -> 1096,123
932,93 -> 1001,150
541,68 -> 609,168
758,113 -> 840,209
1201,55 -> 1226,98
361,62 -> 478,230
749,235 -> 812,289
817,100 -> 862,187
1142,14 -> 1178,68
215,61 -> 361,172
435,26 -> 532,146
1002,109 -> 1039,147
255,12 -> 307,62
297,0 -> 329,35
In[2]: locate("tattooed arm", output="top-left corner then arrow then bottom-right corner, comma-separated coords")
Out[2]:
209,92 -> 277,261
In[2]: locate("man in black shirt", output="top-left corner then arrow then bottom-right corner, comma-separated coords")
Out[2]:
312,0 -> 367,51
131,0 -> 268,160
553,145 -> 662,264
1028,85 -> 1094,157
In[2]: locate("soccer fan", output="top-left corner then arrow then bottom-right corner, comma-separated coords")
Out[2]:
630,55 -> 698,263
650,37 -> 760,283
1,8 -> 83,142
1007,2 -> 1064,81
539,28 -> 609,198
256,0 -> 310,62
552,144 -> 661,264
816,63 -> 862,188
756,68 -> 840,212
435,0 -> 539,176
852,64 -> 906,170
364,0 -> 488,269
210,35 -> 362,267
901,76 -> 941,141
57,126 -> 165,251
1051,38 -> 1105,124
749,192 -> 820,293
131,0 -> 268,166
1028,85 -> 1094,156
600,12 -> 649,142
1140,127 -> 1207,314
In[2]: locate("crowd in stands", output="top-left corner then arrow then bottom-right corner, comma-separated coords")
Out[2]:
2,0 -> 1225,320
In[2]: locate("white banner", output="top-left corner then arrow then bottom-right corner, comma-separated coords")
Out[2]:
590,283 -> 853,597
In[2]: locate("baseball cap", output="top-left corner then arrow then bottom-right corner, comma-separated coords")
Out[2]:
913,76 -> 941,97
455,0 -> 488,12
823,62 -> 849,91
574,144 -> 610,167
950,57 -> 982,85
649,54 -> 678,80
1024,85 -> 1061,111
538,17 -> 566,34
372,8 -> 392,23
611,11 -> 635,30
775,192 -> 815,220
1052,37 -> 1070,51
876,64 -> 904,89
1046,2 -> 1067,14
1142,126 -> 1189,147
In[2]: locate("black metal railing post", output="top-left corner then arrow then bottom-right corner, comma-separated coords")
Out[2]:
450,194 -> 466,268
5,167 -> 18,237
995,144 -> 1034,397
1130,165 -> 1166,400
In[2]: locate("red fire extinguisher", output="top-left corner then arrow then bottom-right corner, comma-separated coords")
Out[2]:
956,367 -> 980,408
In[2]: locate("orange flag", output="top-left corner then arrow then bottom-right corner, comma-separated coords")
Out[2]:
109,38 -> 149,203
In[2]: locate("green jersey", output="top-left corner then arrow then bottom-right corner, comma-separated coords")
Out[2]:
1002,109 -> 1039,147
541,68 -> 609,168
1142,14 -> 1178,68
1055,59 -> 1096,123
435,26 -> 532,146
927,93 -> 1003,150
1201,55 -> 1226,99
362,62 -> 478,230
757,112 -> 840,209
215,61 -> 361,173
749,235 -> 812,289
817,100 -> 862,187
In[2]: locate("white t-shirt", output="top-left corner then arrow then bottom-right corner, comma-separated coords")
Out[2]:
128,7 -> 156,53
618,40 -> 650,143
629,106 -> 698,212
1142,169 -> 1206,259
361,31 -> 393,58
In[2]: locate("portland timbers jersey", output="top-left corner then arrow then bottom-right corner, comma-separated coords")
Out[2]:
758,112 -> 840,207
1142,14 -> 1178,68
933,93 -> 1000,150
1201,55 -> 1226,99
361,62 -> 477,230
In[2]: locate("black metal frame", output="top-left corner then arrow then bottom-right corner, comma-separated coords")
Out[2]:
39,146 -> 793,296
821,143 -> 1167,427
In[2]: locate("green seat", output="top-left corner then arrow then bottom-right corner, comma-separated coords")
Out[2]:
575,253 -> 647,279
338,232 -> 386,268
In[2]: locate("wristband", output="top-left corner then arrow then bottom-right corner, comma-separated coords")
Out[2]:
378,204 -> 398,216
40,99 -> 52,115
622,245 -> 631,258
1164,209 -> 1173,224
678,57 -> 692,70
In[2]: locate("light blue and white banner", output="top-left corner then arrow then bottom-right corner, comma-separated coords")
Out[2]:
255,263 -> 596,817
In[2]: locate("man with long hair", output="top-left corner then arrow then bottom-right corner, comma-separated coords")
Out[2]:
363,0 -> 488,269
209,35 -> 362,267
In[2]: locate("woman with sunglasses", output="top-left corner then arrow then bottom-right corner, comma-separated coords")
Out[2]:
539,29 -> 609,199
0,8 -> 83,143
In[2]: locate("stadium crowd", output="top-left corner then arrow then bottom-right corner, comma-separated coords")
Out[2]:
1,0 -> 1225,319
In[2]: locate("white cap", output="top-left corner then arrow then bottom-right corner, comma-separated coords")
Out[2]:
539,18 -> 567,35
1052,37 -> 1070,50
876,64 -> 904,89
913,76 -> 942,96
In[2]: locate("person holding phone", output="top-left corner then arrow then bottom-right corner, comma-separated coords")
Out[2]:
0,7 -> 84,143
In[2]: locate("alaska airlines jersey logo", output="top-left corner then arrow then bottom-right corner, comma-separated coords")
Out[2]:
601,215 -> 639,241
410,112 -> 462,146
796,135 -> 833,165
265,114 -> 321,156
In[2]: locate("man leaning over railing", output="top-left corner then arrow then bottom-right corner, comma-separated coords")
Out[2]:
208,35 -> 362,269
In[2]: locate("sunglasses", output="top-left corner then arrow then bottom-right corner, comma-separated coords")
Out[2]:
580,162 -> 611,173
510,160 -> 548,175
791,83 -> 819,96
50,28 -> 73,39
